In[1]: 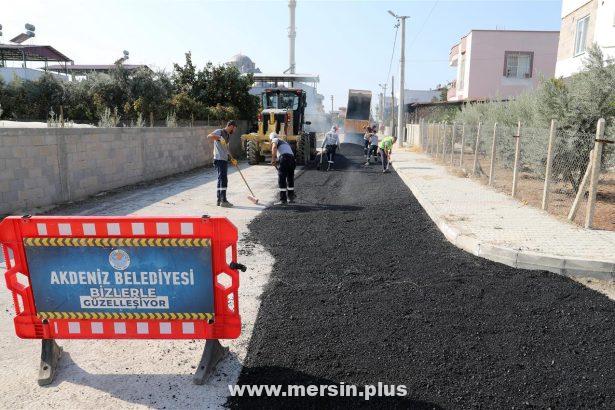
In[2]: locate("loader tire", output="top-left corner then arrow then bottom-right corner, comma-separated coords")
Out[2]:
296,134 -> 309,165
309,132 -> 317,160
247,140 -> 261,165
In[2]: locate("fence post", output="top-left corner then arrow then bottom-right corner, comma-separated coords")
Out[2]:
472,122 -> 482,175
422,119 -> 426,150
441,123 -> 447,158
425,122 -> 431,154
568,149 -> 594,222
542,119 -> 557,210
450,123 -> 456,165
435,123 -> 440,158
191,113 -> 195,128
584,118 -> 607,229
150,112 -> 154,128
511,121 -> 522,197
429,124 -> 433,154
488,122 -> 497,186
60,105 -> 65,128
459,123 -> 465,167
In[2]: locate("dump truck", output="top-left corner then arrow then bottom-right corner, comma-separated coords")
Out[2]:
241,88 -> 316,165
344,89 -> 372,143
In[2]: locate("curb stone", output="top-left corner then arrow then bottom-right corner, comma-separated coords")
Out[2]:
392,163 -> 615,282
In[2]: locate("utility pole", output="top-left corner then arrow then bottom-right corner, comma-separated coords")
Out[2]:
330,95 -> 334,113
391,75 -> 395,135
378,83 -> 388,130
388,10 -> 409,142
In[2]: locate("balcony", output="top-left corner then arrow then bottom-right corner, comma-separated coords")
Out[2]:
446,80 -> 457,101
449,43 -> 460,66
447,87 -> 457,101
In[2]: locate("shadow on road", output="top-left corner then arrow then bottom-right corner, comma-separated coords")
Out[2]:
42,165 -> 244,216
47,350 -> 241,409
268,203 -> 364,213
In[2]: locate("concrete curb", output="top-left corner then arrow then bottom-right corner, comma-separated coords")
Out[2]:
393,164 -> 615,281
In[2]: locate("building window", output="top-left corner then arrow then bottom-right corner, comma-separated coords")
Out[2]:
574,15 -> 590,56
504,51 -> 534,79
458,53 -> 466,90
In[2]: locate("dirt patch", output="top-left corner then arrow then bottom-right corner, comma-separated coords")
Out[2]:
228,144 -> 615,408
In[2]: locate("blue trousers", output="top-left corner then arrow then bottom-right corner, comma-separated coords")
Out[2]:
214,160 -> 228,201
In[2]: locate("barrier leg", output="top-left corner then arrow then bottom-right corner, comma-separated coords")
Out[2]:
38,339 -> 63,386
193,339 -> 228,385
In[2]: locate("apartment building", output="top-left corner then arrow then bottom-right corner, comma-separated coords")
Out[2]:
555,0 -> 615,77
448,30 -> 559,101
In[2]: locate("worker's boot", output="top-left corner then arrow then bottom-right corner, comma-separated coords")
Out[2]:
288,191 -> 295,204
219,194 -> 233,207
276,191 -> 288,205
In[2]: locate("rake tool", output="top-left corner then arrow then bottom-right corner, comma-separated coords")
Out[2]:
229,155 -> 259,204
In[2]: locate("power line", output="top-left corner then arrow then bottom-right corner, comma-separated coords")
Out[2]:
384,21 -> 399,87
407,0 -> 439,51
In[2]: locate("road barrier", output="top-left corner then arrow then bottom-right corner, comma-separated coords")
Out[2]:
0,215 -> 244,385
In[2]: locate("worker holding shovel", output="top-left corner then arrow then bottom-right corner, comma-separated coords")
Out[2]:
207,120 -> 237,207
270,132 -> 296,204
378,135 -> 396,173
365,127 -> 379,165
322,125 -> 340,171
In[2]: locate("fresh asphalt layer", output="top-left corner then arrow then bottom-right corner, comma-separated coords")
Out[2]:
228,144 -> 615,409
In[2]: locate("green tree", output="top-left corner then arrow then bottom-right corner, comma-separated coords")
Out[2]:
172,53 -> 258,120
537,45 -> 615,191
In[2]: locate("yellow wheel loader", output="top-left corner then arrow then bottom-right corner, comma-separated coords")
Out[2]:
241,88 -> 316,165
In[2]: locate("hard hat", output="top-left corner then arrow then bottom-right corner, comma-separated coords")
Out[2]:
269,132 -> 278,141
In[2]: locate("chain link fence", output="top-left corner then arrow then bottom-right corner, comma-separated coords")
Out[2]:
418,121 -> 615,231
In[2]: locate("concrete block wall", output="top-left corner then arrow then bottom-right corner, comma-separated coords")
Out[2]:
0,126 -> 236,215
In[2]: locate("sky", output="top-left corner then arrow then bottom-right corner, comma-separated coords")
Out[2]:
2,0 -> 562,113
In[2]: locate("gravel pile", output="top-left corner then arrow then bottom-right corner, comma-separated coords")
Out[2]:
228,144 -> 615,409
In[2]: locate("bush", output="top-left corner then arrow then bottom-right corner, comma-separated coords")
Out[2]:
0,54 -> 258,124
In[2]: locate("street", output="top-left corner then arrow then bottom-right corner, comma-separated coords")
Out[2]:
228,144 -> 615,408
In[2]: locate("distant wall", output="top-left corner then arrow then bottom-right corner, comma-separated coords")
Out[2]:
0,125 -> 248,215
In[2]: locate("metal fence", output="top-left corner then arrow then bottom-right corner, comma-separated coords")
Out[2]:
417,119 -> 615,231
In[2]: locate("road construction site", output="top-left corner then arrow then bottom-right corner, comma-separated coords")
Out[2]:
0,142 -> 614,409
228,143 -> 615,408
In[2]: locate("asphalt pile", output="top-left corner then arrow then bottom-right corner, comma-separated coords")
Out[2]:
228,143 -> 615,409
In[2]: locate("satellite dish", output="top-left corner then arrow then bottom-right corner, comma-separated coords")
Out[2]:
25,23 -> 35,31
123,50 -> 129,57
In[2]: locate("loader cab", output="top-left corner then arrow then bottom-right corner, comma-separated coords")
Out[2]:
261,89 -> 307,135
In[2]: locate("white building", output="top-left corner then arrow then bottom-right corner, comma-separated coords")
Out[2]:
555,0 -> 615,77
